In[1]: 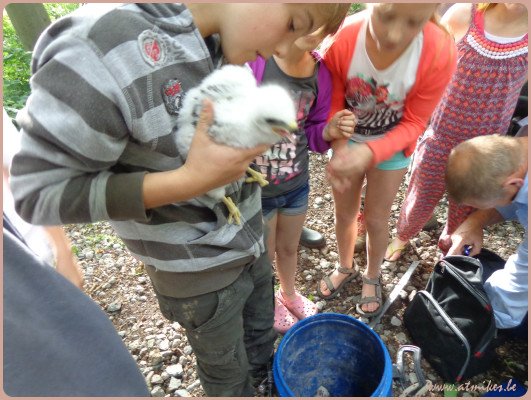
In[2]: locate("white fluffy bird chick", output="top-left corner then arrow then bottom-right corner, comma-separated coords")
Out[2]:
176,65 -> 297,225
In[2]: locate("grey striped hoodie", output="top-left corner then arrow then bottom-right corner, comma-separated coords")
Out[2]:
10,3 -> 266,298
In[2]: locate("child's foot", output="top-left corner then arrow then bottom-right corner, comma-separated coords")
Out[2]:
317,264 -> 358,299
274,294 -> 298,334
277,290 -> 317,320
384,237 -> 408,262
356,273 -> 382,316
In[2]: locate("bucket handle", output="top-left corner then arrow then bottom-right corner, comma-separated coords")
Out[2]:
393,345 -> 429,397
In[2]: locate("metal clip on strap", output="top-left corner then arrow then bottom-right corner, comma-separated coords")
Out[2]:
394,345 -> 428,397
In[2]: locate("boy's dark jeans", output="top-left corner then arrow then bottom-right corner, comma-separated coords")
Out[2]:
154,252 -> 276,396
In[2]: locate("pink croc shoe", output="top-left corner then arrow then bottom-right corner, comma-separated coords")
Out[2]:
274,295 -> 298,334
277,290 -> 318,321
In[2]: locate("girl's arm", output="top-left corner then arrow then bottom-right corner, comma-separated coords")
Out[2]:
304,61 -> 356,154
441,3 -> 472,42
304,61 -> 333,153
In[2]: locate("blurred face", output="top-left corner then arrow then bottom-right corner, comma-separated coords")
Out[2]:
218,4 -> 326,64
368,3 -> 438,52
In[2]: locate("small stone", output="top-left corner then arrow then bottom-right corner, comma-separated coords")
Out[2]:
186,379 -> 201,391
305,274 -> 312,281
159,339 -> 170,351
148,350 -> 163,366
408,290 -> 417,302
175,389 -> 191,397
183,345 -> 193,356
419,232 -> 431,241
161,350 -> 173,360
139,347 -> 148,358
399,290 -> 408,300
150,386 -> 165,397
106,302 -> 122,312
314,197 -> 324,205
390,316 -> 402,327
145,370 -> 155,383
166,364 -> 184,377
395,332 -> 407,343
427,373 -> 437,381
167,377 -> 182,392
151,374 -> 163,384
316,386 -> 330,396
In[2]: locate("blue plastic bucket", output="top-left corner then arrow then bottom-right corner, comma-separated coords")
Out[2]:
273,313 -> 393,397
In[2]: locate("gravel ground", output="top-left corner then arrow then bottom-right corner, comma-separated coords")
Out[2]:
64,152 -> 527,397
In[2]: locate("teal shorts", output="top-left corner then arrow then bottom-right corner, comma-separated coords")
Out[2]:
343,140 -> 411,171
376,149 -> 411,171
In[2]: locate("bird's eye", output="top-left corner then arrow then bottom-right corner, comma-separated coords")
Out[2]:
265,118 -> 281,125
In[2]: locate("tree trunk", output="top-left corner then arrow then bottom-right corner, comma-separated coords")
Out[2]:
5,4 -> 51,51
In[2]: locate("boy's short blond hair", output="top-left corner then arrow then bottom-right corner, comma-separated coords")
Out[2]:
446,135 -> 524,204
310,3 -> 351,36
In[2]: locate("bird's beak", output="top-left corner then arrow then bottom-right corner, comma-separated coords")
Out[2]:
272,121 -> 298,143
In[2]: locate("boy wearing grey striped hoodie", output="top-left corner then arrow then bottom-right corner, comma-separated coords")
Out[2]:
10,3 -> 345,396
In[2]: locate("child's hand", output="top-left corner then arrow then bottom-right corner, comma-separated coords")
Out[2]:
326,143 -> 373,193
323,109 -> 356,141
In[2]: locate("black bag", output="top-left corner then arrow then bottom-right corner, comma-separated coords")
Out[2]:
403,255 -> 497,383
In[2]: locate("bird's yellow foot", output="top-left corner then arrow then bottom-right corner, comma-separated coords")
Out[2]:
222,196 -> 241,225
245,167 -> 269,187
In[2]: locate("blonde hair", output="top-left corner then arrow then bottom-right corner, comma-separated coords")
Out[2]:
310,3 -> 351,36
477,3 -> 498,12
446,135 -> 524,203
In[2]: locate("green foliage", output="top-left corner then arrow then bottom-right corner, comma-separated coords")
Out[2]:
2,15 -> 32,115
70,245 -> 80,257
350,3 -> 366,15
44,3 -> 81,21
3,3 -> 81,117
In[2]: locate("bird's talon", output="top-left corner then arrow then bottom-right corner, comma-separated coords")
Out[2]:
222,196 -> 242,225
246,167 -> 269,187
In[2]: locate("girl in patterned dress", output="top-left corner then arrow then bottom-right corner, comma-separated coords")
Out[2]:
386,3 -> 528,261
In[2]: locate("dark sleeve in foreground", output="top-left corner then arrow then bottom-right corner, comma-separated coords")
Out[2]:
3,220 -> 149,397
